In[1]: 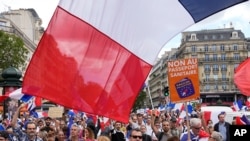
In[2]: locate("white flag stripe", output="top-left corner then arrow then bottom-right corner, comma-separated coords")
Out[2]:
59,0 -> 194,64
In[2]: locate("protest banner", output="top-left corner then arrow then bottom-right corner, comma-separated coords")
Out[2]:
168,58 -> 200,103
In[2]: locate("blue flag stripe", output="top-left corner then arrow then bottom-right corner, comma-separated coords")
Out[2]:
179,0 -> 248,22
20,94 -> 33,102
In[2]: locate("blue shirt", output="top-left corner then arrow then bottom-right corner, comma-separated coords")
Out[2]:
13,127 -> 43,141
180,130 -> 199,141
218,122 -> 227,141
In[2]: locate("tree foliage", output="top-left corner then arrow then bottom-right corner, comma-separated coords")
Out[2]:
132,90 -> 147,112
0,31 -> 29,70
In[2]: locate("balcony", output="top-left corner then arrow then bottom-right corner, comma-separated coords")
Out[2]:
199,56 -> 247,62
202,78 -> 229,83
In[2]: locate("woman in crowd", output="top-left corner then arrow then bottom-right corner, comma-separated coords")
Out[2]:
84,127 -> 95,141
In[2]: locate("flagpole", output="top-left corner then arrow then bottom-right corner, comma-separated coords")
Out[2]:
185,101 -> 191,141
146,83 -> 154,109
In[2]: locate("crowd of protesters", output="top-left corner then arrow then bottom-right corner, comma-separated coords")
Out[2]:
0,102 -> 229,141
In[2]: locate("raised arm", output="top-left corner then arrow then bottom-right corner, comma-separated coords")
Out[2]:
11,103 -> 26,128
151,110 -> 159,135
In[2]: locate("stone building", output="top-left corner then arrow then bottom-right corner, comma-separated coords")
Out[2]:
147,28 -> 249,107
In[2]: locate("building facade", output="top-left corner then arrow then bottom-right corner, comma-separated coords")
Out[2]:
147,28 -> 249,107
0,8 -> 44,72
147,48 -> 178,107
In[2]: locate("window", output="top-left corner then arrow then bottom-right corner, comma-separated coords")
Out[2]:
191,45 -> 196,52
205,85 -> 210,91
204,35 -> 208,40
214,84 -> 218,90
222,74 -> 227,80
191,34 -> 197,40
212,35 -> 216,40
221,64 -> 227,71
232,31 -> 238,38
214,74 -> 218,81
212,44 -> 216,51
220,44 -> 225,51
234,53 -> 240,60
221,54 -> 226,60
222,83 -> 227,90
213,54 -> 217,61
213,64 -> 219,71
220,35 -> 224,39
205,74 -> 210,81
205,54 -> 209,61
233,44 -> 238,51
204,65 -> 210,71
205,45 -> 209,52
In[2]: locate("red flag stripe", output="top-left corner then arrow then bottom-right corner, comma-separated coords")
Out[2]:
234,58 -> 250,96
22,7 -> 151,122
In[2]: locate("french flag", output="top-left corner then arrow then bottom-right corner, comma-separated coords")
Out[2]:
236,115 -> 250,125
26,97 -> 42,111
22,0 -> 247,122
178,103 -> 193,119
233,100 -> 243,111
5,88 -> 33,102
30,110 -> 48,118
2,88 -> 42,111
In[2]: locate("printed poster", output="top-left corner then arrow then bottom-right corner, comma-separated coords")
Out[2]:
167,58 -> 200,103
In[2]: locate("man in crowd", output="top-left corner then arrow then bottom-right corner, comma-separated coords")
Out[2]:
140,125 -> 152,141
110,121 -> 126,141
11,104 -> 43,141
169,116 -> 181,138
180,118 -> 202,141
151,110 -> 172,141
129,128 -> 143,141
214,113 -> 230,141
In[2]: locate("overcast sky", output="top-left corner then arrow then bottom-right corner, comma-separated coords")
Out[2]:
1,0 -> 249,57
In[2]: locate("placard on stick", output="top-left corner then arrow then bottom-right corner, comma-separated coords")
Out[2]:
167,58 -> 200,103
48,107 -> 64,118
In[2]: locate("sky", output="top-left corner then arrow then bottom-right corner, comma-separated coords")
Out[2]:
0,0 -> 250,58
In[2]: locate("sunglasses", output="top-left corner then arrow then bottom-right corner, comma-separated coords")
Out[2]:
131,135 -> 142,139
193,127 -> 201,130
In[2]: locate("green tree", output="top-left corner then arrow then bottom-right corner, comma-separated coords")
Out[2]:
0,31 -> 29,70
132,90 -> 147,112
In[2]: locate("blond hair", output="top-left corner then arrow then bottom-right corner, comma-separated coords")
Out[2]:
211,131 -> 223,141
97,135 -> 110,141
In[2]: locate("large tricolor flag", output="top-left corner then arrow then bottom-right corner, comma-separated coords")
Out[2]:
234,58 -> 250,96
22,0 -> 248,122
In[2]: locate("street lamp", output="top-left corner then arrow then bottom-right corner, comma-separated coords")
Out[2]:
0,67 -> 22,119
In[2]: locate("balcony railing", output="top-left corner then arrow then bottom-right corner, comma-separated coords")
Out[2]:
199,56 -> 247,62
202,78 -> 229,83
